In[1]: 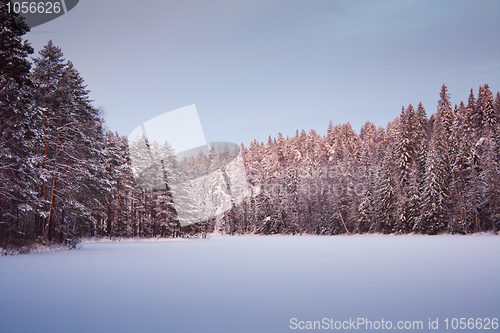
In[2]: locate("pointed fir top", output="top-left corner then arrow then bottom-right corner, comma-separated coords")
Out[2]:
38,40 -> 65,62
407,104 -> 415,115
438,83 -> 451,112
417,102 -> 427,120
328,120 -> 333,130
467,88 -> 476,109
477,84 -> 496,126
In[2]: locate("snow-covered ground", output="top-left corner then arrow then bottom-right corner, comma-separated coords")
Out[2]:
0,235 -> 498,333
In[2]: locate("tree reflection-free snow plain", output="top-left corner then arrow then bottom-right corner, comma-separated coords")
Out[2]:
1,235 -> 499,333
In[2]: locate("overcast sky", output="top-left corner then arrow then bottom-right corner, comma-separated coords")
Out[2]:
25,0 -> 500,146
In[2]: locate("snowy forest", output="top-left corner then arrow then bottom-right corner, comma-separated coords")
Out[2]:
1,4 -> 500,251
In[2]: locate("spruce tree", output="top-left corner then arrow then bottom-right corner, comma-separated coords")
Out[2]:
0,0 -> 37,247
396,104 -> 419,185
414,137 -> 446,234
30,41 -> 106,243
373,148 -> 396,233
477,84 -> 496,129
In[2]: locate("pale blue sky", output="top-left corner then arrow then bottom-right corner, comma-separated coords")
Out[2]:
25,0 -> 500,146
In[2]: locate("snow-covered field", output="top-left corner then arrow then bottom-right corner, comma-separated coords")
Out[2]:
1,235 -> 498,333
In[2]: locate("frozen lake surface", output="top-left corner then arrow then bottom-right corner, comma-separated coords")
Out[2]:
1,235 -> 499,333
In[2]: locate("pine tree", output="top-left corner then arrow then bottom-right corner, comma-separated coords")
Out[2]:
416,102 -> 428,137
395,171 -> 421,233
104,132 -> 135,238
414,137 -> 446,234
437,84 -> 454,135
396,104 -> 420,185
30,41 -> 106,243
357,188 -> 373,233
373,148 -> 396,233
477,84 -> 497,129
0,1 -> 37,247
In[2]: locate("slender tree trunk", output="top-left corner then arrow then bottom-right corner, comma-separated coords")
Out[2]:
60,205 -> 65,241
43,171 -> 58,242
132,198 -> 137,237
109,186 -> 122,239
39,108 -> 50,238
48,176 -> 57,241
43,130 -> 59,243
338,211 -> 351,235
160,159 -> 178,236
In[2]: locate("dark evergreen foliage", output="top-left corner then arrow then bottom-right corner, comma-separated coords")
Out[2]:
1,11 -> 499,251
0,0 -> 36,248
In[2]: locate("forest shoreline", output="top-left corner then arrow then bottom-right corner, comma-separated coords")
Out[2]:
2,232 -> 498,256
2,7 -> 500,250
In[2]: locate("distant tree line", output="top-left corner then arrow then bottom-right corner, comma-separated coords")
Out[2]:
232,83 -> 499,236
1,4 -> 499,250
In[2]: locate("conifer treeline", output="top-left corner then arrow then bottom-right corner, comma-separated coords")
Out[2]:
1,5 -> 499,250
232,84 -> 500,236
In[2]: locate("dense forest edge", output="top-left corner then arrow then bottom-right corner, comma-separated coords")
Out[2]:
1,3 -> 500,253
